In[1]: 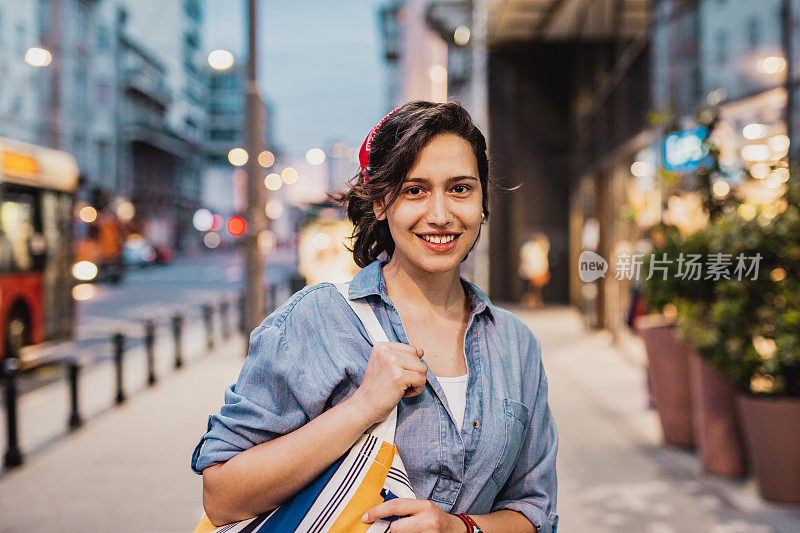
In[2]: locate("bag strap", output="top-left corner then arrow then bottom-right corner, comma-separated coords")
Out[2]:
333,282 -> 398,443
333,282 -> 390,344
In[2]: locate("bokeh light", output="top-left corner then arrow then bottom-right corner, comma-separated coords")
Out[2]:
265,199 -> 283,220
757,55 -> 786,75
454,26 -> 471,46
208,49 -> 234,70
115,199 -> 135,222
312,232 -> 331,250
428,64 -> 447,83
25,47 -> 52,67
281,167 -> 299,184
741,144 -> 771,162
742,123 -> 766,140
79,206 -> 97,223
227,216 -> 246,236
193,208 -> 214,232
258,150 -> 275,168
72,283 -> 96,301
228,148 -> 248,166
72,261 -> 98,281
203,232 -> 221,249
210,214 -> 224,232
306,148 -> 326,166
265,173 -> 283,190
258,230 -> 277,255
749,163 -> 771,179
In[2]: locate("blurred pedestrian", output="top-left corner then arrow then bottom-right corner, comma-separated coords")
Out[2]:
519,233 -> 551,309
191,101 -> 558,533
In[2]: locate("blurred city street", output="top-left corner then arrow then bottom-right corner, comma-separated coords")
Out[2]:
2,0 -> 800,530
1,299 -> 799,532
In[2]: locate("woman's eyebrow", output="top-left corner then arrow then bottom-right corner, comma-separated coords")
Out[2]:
405,176 -> 478,184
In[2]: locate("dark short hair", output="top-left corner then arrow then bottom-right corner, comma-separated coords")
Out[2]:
332,101 -> 490,268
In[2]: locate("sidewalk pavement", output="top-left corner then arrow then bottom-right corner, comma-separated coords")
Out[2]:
0,306 -> 799,532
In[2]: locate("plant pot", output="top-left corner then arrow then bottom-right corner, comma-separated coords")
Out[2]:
635,314 -> 694,448
736,393 -> 800,503
688,350 -> 747,478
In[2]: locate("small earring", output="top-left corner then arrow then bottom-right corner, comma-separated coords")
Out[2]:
481,212 -> 486,221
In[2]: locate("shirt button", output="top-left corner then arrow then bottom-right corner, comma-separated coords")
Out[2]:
473,420 -> 480,429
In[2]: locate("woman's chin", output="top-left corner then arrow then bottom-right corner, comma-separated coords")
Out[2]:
403,252 -> 465,274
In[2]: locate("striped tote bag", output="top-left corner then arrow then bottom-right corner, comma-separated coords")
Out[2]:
194,282 -> 416,533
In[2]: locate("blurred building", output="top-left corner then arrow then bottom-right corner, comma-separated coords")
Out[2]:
0,0 -> 235,252
27,0 -> 119,193
119,0 -> 208,251
203,64 -> 274,217
0,0 -> 42,145
380,0 -> 651,314
379,0 -> 451,104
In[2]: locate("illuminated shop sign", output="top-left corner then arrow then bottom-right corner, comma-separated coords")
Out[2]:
663,126 -> 708,172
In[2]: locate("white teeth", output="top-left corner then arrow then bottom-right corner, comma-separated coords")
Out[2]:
420,234 -> 455,244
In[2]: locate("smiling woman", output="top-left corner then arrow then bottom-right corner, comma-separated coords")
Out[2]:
192,101 -> 558,533
335,102 -> 490,270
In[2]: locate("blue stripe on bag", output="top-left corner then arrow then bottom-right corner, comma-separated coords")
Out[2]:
380,489 -> 402,523
308,435 -> 377,533
255,455 -> 345,532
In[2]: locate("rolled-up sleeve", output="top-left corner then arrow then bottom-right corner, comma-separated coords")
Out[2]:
491,334 -> 559,533
190,322 -> 328,474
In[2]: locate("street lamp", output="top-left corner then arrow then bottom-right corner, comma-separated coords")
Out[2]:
208,49 -> 235,70
25,47 -> 52,67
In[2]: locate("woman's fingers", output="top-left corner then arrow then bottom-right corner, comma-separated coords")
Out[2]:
402,369 -> 427,397
363,499 -> 449,532
355,342 -> 429,423
362,498 -> 425,523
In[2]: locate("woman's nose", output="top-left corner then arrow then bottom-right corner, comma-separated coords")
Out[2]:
426,191 -> 452,225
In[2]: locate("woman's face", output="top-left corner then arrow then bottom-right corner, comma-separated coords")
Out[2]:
374,132 -> 483,274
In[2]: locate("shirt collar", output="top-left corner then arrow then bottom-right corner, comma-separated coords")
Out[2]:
348,259 -> 494,320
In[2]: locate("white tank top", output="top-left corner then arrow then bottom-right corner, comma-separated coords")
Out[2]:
436,373 -> 469,431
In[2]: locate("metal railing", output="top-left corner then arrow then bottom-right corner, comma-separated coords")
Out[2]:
2,295 -> 245,470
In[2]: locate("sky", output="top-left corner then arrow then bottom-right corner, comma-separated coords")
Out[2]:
203,0 -> 389,157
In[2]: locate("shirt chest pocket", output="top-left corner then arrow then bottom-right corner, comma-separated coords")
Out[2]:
490,398 -> 530,488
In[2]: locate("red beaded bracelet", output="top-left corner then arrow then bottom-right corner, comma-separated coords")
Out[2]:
455,513 -> 478,532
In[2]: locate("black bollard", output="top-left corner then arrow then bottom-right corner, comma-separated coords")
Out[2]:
3,358 -> 23,468
202,303 -> 214,351
113,333 -> 125,404
220,301 -> 230,340
145,320 -> 156,386
172,314 -> 183,369
67,359 -> 82,430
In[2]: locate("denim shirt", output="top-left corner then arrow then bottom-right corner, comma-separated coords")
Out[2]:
191,260 -> 559,532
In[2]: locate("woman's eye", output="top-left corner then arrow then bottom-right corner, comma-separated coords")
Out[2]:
453,184 -> 471,194
406,186 -> 423,195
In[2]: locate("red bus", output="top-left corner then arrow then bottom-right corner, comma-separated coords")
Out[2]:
0,137 -> 78,363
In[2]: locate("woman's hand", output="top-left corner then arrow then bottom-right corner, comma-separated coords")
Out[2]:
347,341 -> 428,426
362,498 -> 465,533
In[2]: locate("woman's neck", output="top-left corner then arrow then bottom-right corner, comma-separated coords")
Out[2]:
381,255 -> 466,317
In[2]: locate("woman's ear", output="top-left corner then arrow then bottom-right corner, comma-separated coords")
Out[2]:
373,199 -> 387,221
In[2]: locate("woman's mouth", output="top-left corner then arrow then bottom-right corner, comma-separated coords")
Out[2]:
415,233 -> 460,252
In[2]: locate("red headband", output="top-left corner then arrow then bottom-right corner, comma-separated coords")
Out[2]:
359,105 -> 402,182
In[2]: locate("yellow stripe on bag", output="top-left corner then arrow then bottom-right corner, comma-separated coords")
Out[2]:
192,514 -> 217,533
327,441 -> 396,533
